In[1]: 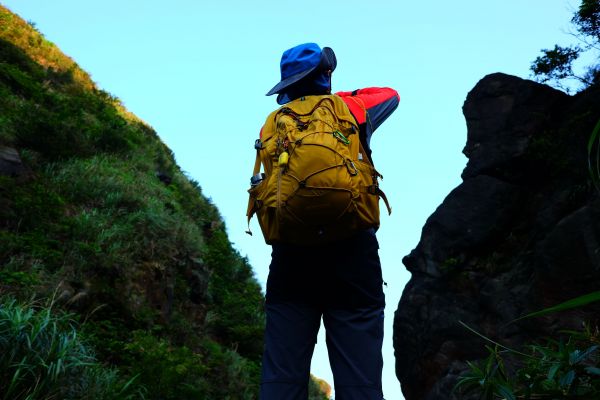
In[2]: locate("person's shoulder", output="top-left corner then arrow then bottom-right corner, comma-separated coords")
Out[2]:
259,105 -> 283,138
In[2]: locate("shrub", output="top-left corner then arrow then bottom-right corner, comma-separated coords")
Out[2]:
456,333 -> 600,399
121,332 -> 260,400
0,297 -> 144,400
456,292 -> 600,399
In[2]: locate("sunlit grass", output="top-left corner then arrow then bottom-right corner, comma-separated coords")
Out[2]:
0,297 -> 144,400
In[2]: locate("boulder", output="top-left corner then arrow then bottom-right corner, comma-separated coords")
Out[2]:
0,146 -> 29,177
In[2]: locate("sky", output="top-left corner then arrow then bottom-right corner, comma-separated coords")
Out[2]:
0,1 -> 582,398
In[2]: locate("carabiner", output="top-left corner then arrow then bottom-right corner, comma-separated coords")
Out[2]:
333,130 -> 350,145
346,159 -> 358,176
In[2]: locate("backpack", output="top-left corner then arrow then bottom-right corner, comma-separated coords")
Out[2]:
246,94 -> 391,245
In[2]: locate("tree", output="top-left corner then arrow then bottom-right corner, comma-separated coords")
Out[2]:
531,0 -> 600,91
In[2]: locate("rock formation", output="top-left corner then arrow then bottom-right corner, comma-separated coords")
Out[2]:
394,73 -> 600,399
0,146 -> 29,178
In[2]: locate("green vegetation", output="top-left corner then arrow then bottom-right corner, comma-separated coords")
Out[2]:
0,297 -> 144,400
0,4 -> 290,399
309,375 -> 332,400
455,293 -> 600,399
455,328 -> 600,399
531,0 -> 600,91
512,291 -> 600,323
588,117 -> 600,193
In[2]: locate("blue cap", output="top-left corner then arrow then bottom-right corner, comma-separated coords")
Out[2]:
266,43 -> 336,97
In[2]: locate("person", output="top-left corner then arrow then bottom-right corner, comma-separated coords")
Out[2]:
259,42 -> 399,400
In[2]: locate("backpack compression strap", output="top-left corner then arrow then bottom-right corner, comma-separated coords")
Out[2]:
358,139 -> 392,216
245,145 -> 264,236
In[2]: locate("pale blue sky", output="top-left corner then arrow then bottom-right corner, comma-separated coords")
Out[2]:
1,1 -> 580,398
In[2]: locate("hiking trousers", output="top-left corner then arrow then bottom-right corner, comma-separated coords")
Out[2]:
260,230 -> 385,400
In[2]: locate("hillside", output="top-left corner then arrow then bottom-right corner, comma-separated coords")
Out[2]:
394,73 -> 600,399
0,5 -> 286,399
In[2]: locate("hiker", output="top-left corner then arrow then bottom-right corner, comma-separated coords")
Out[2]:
254,42 -> 399,400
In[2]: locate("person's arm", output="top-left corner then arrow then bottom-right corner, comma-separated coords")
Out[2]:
336,87 -> 399,132
336,87 -> 399,161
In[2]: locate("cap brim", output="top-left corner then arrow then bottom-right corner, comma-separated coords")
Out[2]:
267,64 -> 319,96
265,66 -> 317,96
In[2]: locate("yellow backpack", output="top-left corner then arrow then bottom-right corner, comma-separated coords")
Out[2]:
246,94 -> 390,245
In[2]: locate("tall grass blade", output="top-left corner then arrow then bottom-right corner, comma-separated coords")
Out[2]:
596,127 -> 600,188
587,117 -> 600,192
511,291 -> 600,323
459,321 -> 533,358
1,296 -> 143,399
569,345 -> 598,365
585,366 -> 600,376
497,384 -> 516,400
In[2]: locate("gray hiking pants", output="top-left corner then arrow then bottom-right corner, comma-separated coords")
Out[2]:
260,230 -> 385,400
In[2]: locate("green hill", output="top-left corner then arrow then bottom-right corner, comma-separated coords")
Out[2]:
0,5 -> 281,399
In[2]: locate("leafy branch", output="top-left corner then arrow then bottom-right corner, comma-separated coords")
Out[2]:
531,0 -> 600,92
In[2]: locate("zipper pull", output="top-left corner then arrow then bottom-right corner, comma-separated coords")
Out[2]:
278,151 -> 289,166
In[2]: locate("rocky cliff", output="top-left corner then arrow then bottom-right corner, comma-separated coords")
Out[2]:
394,73 -> 600,399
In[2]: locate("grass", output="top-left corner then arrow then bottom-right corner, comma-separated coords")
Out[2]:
456,295 -> 600,399
0,297 -> 144,400
455,332 -> 600,399
587,117 -> 600,193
